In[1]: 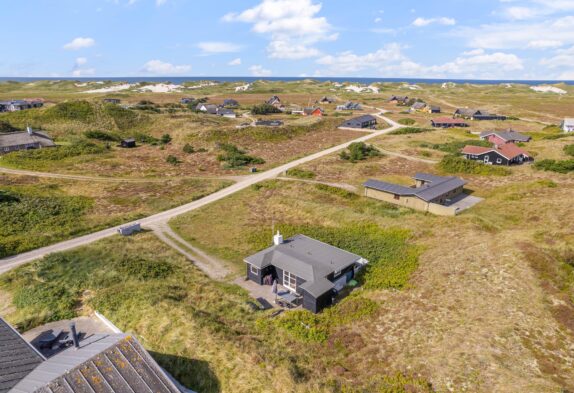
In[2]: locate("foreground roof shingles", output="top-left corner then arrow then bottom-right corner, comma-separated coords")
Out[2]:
0,131 -> 55,149
11,334 -> 181,393
0,318 -> 44,393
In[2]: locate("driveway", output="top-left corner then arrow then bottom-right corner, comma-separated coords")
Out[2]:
445,194 -> 483,213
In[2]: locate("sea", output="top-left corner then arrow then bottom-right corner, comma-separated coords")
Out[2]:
0,76 -> 573,86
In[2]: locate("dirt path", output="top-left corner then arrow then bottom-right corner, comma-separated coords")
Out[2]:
149,223 -> 231,280
0,115 -> 403,273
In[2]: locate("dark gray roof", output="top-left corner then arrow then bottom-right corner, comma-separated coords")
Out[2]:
364,173 -> 466,203
0,131 -> 55,149
429,106 -> 441,111
411,102 -> 426,110
455,108 -> 489,117
0,318 -> 44,393
245,235 -> 363,296
345,115 -> 377,124
479,130 -> 531,142
11,334 -> 181,393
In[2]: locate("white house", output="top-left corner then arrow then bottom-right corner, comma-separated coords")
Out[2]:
561,118 -> 574,133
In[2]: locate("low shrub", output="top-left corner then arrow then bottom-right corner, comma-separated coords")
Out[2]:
430,139 -> 491,155
183,144 -> 195,154
390,127 -> 433,135
286,168 -> 316,179
564,144 -> 574,157
533,159 -> 574,174
84,130 -> 121,142
340,142 -> 381,162
0,120 -> 19,132
398,118 -> 416,125
438,155 -> 511,176
251,103 -> 282,115
166,155 -> 181,165
217,143 -> 265,168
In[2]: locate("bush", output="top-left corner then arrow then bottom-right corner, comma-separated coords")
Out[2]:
216,143 -> 265,168
251,103 -> 282,115
438,155 -> 511,176
45,100 -> 95,122
286,168 -> 316,179
116,256 -> 176,280
84,130 -> 121,142
340,142 -> 381,162
533,159 -> 574,174
398,118 -> 416,125
564,144 -> 574,157
166,155 -> 180,165
0,120 -> 19,132
183,143 -> 195,154
161,134 -> 172,144
390,127 -> 433,135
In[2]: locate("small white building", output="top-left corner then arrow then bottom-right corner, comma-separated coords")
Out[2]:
561,118 -> 574,133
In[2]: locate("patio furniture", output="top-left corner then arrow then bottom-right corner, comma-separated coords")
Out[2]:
38,329 -> 63,349
277,292 -> 300,308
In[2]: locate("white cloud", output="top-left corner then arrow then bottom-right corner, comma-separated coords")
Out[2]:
249,65 -> 272,76
228,58 -> 242,66
527,39 -> 563,49
500,0 -> 574,20
223,0 -> 336,59
156,0 -> 167,5
374,17 -> 382,23
316,44 -> 523,78
75,57 -> 88,66
63,37 -> 95,50
197,42 -> 242,54
141,60 -> 191,75
540,46 -> 574,68
412,17 -> 456,27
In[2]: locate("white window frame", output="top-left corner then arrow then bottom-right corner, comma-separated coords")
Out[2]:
496,158 -> 502,164
250,265 -> 259,275
283,270 -> 297,292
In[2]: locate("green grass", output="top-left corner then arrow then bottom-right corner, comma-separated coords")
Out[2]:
389,127 -> 433,135
397,118 -> 416,125
564,144 -> 574,157
423,139 -> 491,155
286,168 -> 316,179
438,155 -> 511,176
533,159 -> 574,174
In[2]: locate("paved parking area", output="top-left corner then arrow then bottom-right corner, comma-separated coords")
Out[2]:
446,194 -> 484,213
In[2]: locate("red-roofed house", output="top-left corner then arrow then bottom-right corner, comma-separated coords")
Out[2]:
461,143 -> 532,165
431,117 -> 469,128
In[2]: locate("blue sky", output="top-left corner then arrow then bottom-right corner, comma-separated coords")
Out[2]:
2,0 -> 574,79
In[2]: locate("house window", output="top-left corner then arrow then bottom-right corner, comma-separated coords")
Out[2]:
496,158 -> 502,164
283,271 -> 297,292
394,194 -> 400,200
250,265 -> 259,275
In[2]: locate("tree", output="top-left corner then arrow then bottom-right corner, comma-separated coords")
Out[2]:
340,142 -> 381,162
251,103 -> 282,115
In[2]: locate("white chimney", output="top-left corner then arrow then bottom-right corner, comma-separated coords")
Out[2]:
273,231 -> 283,245
26,126 -> 33,135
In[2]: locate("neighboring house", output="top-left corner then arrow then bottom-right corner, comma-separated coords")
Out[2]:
430,117 -> 469,128
0,127 -> 56,154
411,102 -> 427,111
1,316 -> 184,393
266,95 -> 282,107
244,233 -> 369,313
0,99 -> 44,112
217,108 -> 237,118
255,120 -> 284,127
120,138 -> 136,148
196,103 -> 218,115
388,96 -> 409,105
461,143 -> 532,166
336,101 -> 362,111
427,106 -> 441,113
340,115 -> 377,129
479,130 -> 531,144
102,98 -> 121,104
303,107 -> 324,117
454,108 -> 507,121
180,97 -> 195,104
364,173 -> 467,216
223,99 -> 239,108
561,118 -> 574,133
0,317 -> 45,393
